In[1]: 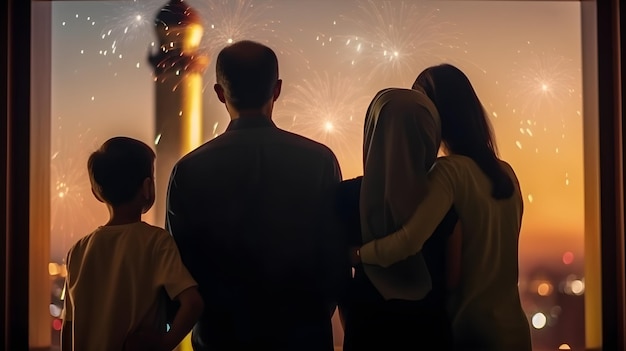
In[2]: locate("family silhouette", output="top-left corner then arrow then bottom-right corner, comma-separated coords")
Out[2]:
61,40 -> 532,351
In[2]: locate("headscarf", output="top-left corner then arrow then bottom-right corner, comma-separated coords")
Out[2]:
360,88 -> 441,300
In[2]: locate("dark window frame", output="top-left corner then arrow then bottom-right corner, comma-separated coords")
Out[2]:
2,1 -> 623,349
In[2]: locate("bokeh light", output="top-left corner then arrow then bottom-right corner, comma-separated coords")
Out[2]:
52,318 -> 63,331
562,251 -> 574,265
49,304 -> 62,318
532,312 -> 547,329
570,279 -> 585,295
537,282 -> 553,297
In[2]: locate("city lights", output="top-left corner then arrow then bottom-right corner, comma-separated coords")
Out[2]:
532,312 -> 547,329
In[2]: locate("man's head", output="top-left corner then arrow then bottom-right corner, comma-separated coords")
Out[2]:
88,136 -> 156,213
214,40 -> 282,115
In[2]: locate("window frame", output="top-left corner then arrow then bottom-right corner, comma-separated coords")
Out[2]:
2,1 -> 623,350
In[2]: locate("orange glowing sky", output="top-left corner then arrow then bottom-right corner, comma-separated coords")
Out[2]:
50,0 -> 584,274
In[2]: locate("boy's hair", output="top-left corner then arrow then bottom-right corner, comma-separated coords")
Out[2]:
88,136 -> 155,206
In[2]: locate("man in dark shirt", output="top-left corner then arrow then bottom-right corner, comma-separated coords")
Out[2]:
166,40 -> 348,351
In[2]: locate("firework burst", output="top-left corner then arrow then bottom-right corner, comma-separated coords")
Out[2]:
275,71 -> 371,175
99,0 -> 161,56
50,120 -> 101,258
508,46 -> 577,118
336,0 -> 461,86
194,0 -> 276,56
506,44 -> 579,157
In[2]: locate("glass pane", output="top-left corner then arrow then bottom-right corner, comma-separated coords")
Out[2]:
49,1 -> 584,350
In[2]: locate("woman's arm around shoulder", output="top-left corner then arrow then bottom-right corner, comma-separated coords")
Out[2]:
359,158 -> 458,267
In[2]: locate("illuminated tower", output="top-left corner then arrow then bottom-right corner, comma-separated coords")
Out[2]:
150,0 -> 208,226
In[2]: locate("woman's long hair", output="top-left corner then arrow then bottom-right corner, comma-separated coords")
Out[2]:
413,64 -> 514,199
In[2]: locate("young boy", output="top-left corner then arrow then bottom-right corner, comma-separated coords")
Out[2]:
61,136 -> 203,351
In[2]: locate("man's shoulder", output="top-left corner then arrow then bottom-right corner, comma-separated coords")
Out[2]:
274,127 -> 337,157
177,127 -> 337,166
176,137 -> 223,165
171,134 -> 234,173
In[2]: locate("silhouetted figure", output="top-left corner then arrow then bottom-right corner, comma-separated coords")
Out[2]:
338,88 -> 456,351
358,64 -> 532,350
61,137 -> 203,351
166,40 -> 348,351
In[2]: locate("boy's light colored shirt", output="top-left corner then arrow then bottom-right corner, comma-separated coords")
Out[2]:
62,221 -> 197,351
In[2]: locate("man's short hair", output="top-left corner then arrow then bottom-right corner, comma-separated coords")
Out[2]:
88,136 -> 155,206
215,40 -> 279,110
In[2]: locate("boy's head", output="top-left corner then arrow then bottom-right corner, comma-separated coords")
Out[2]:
88,137 -> 156,213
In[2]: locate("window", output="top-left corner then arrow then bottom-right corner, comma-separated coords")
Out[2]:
44,1 -> 589,350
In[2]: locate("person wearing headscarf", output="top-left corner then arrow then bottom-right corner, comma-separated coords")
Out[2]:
337,87 -> 458,351
357,64 -> 532,350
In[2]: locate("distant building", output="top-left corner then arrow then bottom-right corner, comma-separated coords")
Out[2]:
149,0 -> 209,226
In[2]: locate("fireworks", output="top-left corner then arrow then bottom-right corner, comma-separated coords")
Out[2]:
336,0 -> 461,86
46,2 -> 588,348
194,0 -> 276,56
99,0 -> 161,56
55,1 -> 158,75
50,120 -> 101,259
506,44 -> 579,157
509,46 -> 577,118
275,71 -> 371,173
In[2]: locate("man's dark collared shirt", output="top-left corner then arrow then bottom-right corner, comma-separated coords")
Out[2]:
166,115 -> 345,350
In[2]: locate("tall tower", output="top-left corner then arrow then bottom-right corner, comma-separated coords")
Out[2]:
150,0 -> 208,226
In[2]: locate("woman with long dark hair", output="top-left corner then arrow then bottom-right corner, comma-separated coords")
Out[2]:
356,64 -> 532,350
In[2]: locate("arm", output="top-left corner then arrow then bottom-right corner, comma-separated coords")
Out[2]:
159,287 -> 203,351
359,160 -> 455,267
125,287 -> 203,351
150,231 -> 203,351
446,221 -> 463,290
